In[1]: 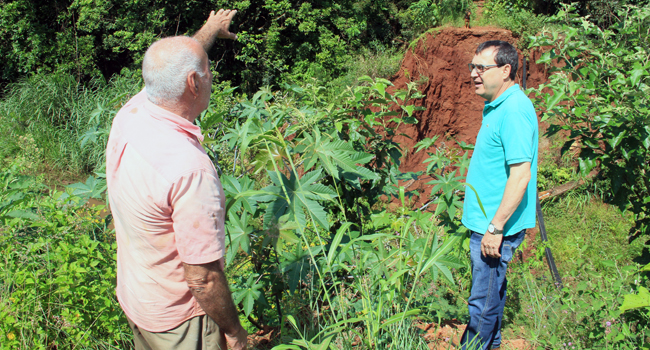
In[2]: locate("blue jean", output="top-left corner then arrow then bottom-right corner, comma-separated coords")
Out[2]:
460,229 -> 526,350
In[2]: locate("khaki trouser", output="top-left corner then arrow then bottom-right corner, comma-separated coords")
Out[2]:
127,315 -> 226,350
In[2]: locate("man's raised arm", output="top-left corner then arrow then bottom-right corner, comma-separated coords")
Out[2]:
193,9 -> 238,53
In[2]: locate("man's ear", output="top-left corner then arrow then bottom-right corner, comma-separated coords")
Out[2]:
187,71 -> 199,97
503,64 -> 512,80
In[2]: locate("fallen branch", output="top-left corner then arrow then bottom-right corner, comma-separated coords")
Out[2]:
538,170 -> 598,201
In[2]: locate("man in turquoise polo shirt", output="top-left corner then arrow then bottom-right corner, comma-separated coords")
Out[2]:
459,41 -> 538,350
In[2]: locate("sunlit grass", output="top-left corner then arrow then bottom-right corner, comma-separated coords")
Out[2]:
500,192 -> 644,348
0,70 -> 142,178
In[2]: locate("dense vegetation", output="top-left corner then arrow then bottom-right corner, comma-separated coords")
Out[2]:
0,0 -> 472,92
1,0 -> 650,349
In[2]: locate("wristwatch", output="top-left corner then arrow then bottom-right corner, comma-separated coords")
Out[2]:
487,223 -> 503,235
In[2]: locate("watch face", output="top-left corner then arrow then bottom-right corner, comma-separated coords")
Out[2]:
488,223 -> 495,233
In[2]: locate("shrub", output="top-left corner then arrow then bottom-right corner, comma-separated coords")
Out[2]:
0,162 -> 131,349
529,4 -> 650,238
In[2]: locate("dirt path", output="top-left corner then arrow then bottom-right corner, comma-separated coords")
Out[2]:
416,320 -> 534,350
474,0 -> 486,20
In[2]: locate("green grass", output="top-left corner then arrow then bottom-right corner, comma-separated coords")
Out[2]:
477,0 -> 551,49
498,192 -> 648,349
544,195 -> 639,272
0,70 -> 142,178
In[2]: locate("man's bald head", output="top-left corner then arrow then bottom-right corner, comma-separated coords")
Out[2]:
142,36 -> 207,106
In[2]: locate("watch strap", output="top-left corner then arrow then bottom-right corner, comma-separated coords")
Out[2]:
488,223 -> 503,235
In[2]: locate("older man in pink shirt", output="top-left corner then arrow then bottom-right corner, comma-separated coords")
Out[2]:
106,9 -> 247,350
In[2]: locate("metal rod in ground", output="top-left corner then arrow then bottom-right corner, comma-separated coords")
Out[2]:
536,194 -> 563,289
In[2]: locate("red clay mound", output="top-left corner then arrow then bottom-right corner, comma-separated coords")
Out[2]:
388,27 -> 550,207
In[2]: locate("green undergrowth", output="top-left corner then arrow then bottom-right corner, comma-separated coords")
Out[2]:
0,70 -> 142,176
0,157 -> 131,349
498,192 -> 650,349
0,74 -> 478,349
2,4 -> 649,348
478,0 -> 549,49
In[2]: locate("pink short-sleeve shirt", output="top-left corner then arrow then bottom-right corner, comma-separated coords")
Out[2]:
106,89 -> 226,332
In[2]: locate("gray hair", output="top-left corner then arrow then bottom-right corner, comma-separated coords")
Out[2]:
142,36 -> 206,106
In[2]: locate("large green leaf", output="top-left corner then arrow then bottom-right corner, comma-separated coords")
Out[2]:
427,172 -> 463,200
629,63 -> 647,87
232,274 -> 265,317
620,286 -> 650,312
545,88 -> 565,110
327,222 -> 354,266
298,128 -> 378,180
259,169 -> 337,230
59,176 -> 106,203
5,209 -> 40,221
222,118 -> 267,157
224,211 -> 253,265
281,244 -> 311,293
222,175 -> 259,215
79,124 -> 106,148
263,214 -> 302,253
376,308 -> 421,333
419,232 -> 464,285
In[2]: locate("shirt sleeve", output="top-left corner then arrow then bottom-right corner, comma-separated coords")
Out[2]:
501,104 -> 536,165
169,170 -> 226,265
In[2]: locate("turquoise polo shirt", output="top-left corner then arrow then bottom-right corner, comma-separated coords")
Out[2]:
462,84 -> 538,236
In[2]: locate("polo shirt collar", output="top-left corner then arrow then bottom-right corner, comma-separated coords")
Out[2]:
144,100 -> 204,142
484,84 -> 520,110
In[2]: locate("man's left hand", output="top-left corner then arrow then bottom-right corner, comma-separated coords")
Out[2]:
225,325 -> 248,350
207,9 -> 238,40
481,232 -> 503,258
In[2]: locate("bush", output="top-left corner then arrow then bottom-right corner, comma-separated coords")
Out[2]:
529,4 -> 650,238
0,162 -> 131,349
0,0 -> 476,94
479,0 -> 547,47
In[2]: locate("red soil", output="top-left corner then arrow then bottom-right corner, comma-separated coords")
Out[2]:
415,320 -> 533,350
387,27 -> 550,207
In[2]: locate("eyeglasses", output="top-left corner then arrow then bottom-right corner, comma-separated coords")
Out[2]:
468,63 -> 502,73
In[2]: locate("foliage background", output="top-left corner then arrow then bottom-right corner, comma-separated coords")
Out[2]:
0,0 -> 474,93
2,0 -> 650,349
